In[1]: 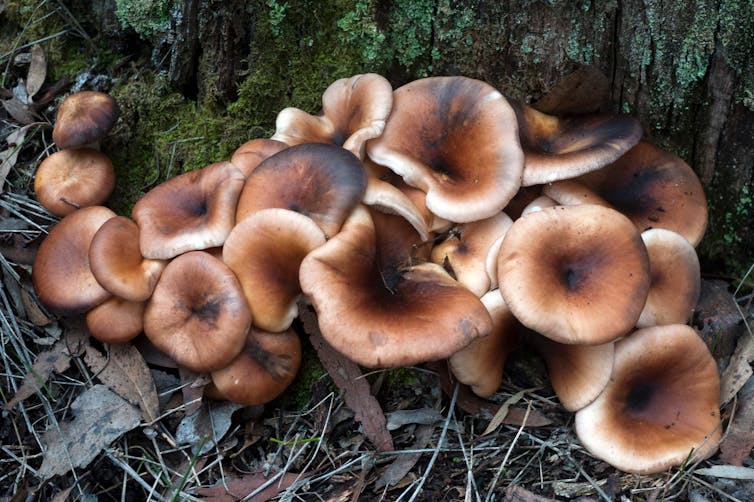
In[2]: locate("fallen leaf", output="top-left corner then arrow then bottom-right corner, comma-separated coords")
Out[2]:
695,465 -> 754,480
719,379 -> 754,465
176,400 -> 241,455
37,384 -> 141,479
299,304 -> 394,452
504,485 -> 559,501
1,97 -> 35,124
483,388 -> 531,435
4,338 -> 73,409
0,125 -> 30,189
84,343 -> 160,422
194,470 -> 299,501
720,332 -> 754,404
375,423 -> 433,489
25,44 -> 46,98
178,366 -> 206,416
385,408 -> 442,431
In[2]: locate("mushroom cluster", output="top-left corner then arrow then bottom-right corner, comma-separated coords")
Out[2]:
32,74 -> 719,473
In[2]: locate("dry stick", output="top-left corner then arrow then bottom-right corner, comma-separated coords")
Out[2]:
105,448 -> 165,501
454,426 -> 482,502
484,401 -> 532,501
402,382 -> 460,502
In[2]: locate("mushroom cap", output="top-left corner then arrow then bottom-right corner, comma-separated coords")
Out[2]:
89,216 -> 167,302
512,102 -> 643,186
362,175 -> 431,241
541,179 -> 611,207
637,228 -> 701,328
448,290 -> 520,397
575,324 -> 721,474
299,205 -> 492,367
210,327 -> 302,406
526,330 -> 614,412
52,91 -> 119,149
367,76 -> 524,223
223,208 -> 326,333
497,204 -> 651,345
34,148 -> 116,217
86,296 -> 145,344
272,73 -> 393,159
143,251 -> 251,372
235,143 -> 366,238
230,138 -> 288,177
519,194 -> 558,216
578,142 -> 708,246
431,212 -> 513,297
32,205 -> 116,315
132,161 -> 245,259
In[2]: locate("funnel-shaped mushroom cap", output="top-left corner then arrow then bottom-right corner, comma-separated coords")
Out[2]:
236,143 -> 366,238
299,205 -> 492,367
449,290 -> 520,397
89,216 -> 167,302
34,148 -> 116,217
52,91 -> 119,149
86,296 -> 145,344
498,204 -> 651,345
210,327 -> 302,406
272,73 -> 393,159
143,251 -> 250,372
578,142 -> 708,246
32,205 -> 116,315
367,76 -> 524,223
526,330 -> 614,412
223,208 -> 326,333
132,161 -> 245,260
230,138 -> 288,177
363,175 -> 431,241
431,212 -> 513,297
513,103 -> 643,187
575,324 -> 722,474
637,228 -> 701,328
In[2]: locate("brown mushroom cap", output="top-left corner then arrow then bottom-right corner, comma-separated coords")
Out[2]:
512,102 -> 643,187
637,228 -> 701,328
497,204 -> 651,345
223,208 -> 326,333
272,73 -> 393,159
209,327 -> 302,406
230,138 -> 288,177
132,161 -> 245,259
448,290 -> 520,397
541,179 -> 611,207
89,216 -> 167,302
235,143 -> 366,238
52,91 -> 119,149
575,324 -> 721,474
299,205 -> 492,367
577,142 -> 708,246
86,296 -> 145,344
34,148 -> 116,217
367,76 -> 524,223
32,205 -> 116,315
526,330 -> 614,412
143,251 -> 251,372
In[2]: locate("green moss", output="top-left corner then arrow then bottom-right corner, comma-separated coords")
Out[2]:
282,347 -> 328,409
113,0 -> 174,38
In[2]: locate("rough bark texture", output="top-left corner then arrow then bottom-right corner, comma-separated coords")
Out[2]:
24,0 -> 754,271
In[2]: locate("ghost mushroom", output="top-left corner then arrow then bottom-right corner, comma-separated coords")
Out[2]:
52,91 -> 119,149
34,148 -> 116,217
575,324 -> 721,474
367,76 -> 524,223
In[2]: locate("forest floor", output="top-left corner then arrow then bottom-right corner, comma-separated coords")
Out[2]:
1,27 -> 754,502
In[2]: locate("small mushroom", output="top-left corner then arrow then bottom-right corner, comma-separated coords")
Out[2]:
132,161 -> 245,259
230,138 -> 288,177
34,148 -> 116,217
367,76 -> 524,223
86,296 -> 145,344
32,205 -> 116,315
497,204 -> 651,345
143,251 -> 251,372
575,324 -> 722,474
52,91 -> 119,149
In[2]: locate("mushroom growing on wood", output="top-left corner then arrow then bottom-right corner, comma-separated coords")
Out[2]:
575,324 -> 721,474
52,90 -> 119,149
497,204 -> 651,345
34,148 -> 116,217
367,76 -> 524,223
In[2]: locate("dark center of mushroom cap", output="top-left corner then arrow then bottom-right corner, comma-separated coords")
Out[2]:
624,381 -> 656,413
